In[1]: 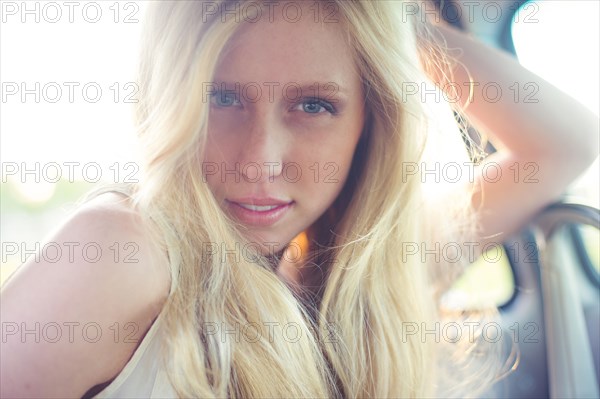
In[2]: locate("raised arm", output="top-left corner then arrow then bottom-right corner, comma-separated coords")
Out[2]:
429,23 -> 599,245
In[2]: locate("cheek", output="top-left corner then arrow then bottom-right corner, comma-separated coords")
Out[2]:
201,134 -> 233,195
316,127 -> 362,181
298,137 -> 359,206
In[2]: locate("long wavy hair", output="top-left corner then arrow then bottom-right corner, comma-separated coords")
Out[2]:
87,1 -> 514,397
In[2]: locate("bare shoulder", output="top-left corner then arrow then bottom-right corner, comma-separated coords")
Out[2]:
0,192 -> 171,398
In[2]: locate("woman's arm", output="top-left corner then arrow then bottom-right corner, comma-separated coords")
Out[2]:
0,194 -> 171,398
430,23 -> 599,246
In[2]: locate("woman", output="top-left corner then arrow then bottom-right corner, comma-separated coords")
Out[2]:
2,1 -> 598,398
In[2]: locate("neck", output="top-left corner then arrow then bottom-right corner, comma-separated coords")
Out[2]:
265,245 -> 288,271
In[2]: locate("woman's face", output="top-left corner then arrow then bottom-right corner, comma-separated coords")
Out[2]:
203,3 -> 365,254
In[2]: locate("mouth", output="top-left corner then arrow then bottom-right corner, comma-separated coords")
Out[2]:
225,198 -> 295,227
235,203 -> 283,211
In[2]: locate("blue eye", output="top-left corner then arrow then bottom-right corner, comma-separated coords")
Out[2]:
298,98 -> 336,115
210,91 -> 241,107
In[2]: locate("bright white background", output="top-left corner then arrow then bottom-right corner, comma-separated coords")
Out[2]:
1,1 -> 148,283
1,1 -> 147,201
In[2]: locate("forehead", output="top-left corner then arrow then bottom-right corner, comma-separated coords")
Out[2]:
214,2 -> 359,86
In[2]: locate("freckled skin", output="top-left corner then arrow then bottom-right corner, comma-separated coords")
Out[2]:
204,4 -> 365,254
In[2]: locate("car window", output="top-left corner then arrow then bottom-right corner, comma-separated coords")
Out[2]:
443,244 -> 516,310
512,0 -> 600,208
446,0 -> 600,310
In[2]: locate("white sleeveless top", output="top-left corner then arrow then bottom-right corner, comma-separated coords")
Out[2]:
92,272 -> 178,398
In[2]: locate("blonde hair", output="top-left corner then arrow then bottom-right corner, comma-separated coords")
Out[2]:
87,1 -> 515,397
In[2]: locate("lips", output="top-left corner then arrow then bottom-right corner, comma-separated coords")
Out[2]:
225,198 -> 294,227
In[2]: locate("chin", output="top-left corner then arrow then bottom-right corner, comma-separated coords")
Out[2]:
241,230 -> 294,257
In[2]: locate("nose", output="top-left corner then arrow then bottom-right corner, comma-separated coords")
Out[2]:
237,112 -> 285,183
